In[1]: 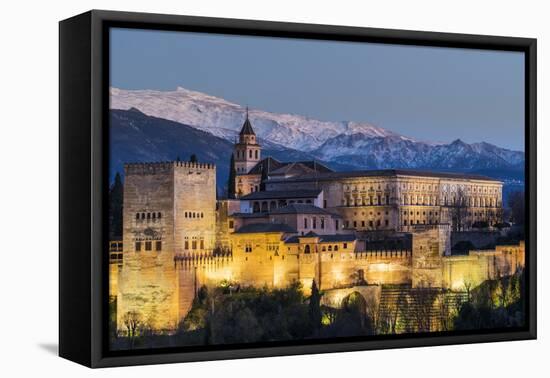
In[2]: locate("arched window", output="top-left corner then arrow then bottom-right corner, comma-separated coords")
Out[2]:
135,213 -> 140,220
255,150 -> 258,159
328,245 -> 332,251
334,245 -> 339,251
147,212 -> 151,219
184,212 -> 188,218
249,150 -> 252,158
201,212 -> 204,218
158,212 -> 161,219
253,202 -> 260,213
304,245 -> 311,254
141,213 -> 145,220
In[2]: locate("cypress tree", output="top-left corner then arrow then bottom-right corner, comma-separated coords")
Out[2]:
308,280 -> 322,331
109,172 -> 123,239
227,153 -> 236,199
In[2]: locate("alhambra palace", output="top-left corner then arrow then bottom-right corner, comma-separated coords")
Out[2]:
109,113 -> 525,332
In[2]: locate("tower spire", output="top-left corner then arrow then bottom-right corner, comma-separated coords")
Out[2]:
239,106 -> 256,137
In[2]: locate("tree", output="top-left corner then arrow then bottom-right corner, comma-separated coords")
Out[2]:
508,191 -> 525,225
108,172 -> 123,239
308,280 -> 322,331
122,311 -> 142,348
449,187 -> 468,231
350,269 -> 367,286
189,154 -> 198,163
227,153 -> 236,199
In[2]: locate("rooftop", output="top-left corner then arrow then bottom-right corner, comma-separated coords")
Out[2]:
246,157 -> 333,176
270,203 -> 341,217
285,233 -> 356,244
233,223 -> 297,234
265,169 -> 501,183
240,189 -> 322,201
239,110 -> 256,136
231,212 -> 269,219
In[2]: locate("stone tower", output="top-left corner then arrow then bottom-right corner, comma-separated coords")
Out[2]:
234,108 -> 261,175
117,161 -> 217,331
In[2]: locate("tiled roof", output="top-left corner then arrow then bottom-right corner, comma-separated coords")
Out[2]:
231,212 -> 269,218
319,234 -> 357,242
234,223 -> 297,234
270,204 -> 339,216
246,158 -> 333,176
265,169 -> 501,183
247,157 -> 285,175
239,116 -> 255,136
285,233 -> 356,244
240,189 -> 322,200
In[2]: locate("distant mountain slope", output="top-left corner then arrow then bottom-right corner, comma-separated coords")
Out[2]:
110,87 -> 403,151
110,109 -> 326,194
312,135 -> 524,171
110,86 -> 524,177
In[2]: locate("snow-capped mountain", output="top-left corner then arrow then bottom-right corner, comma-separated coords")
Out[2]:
110,86 -> 524,177
110,87 -> 402,151
312,136 -> 525,170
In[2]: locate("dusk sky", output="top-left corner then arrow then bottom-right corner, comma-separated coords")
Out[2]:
110,28 -> 525,151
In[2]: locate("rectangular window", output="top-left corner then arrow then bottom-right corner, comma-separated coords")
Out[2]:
321,218 -> 325,229
228,220 -> 234,229
184,240 -> 189,250
385,219 -> 389,226
323,200 -> 327,208
369,220 -> 373,227
155,241 -> 162,251
353,221 -> 357,228
135,241 -> 141,252
200,239 -> 204,250
361,220 -> 365,227
343,243 -> 348,249
304,218 -> 308,228
335,220 -> 339,229
145,241 -> 152,251
192,240 -> 197,250
313,217 -> 317,229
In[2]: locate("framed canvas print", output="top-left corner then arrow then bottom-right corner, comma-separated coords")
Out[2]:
59,10 -> 536,368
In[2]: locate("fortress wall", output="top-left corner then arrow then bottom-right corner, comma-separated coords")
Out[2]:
411,227 -> 446,287
322,286 -> 382,310
317,251 -> 412,289
441,242 -> 525,290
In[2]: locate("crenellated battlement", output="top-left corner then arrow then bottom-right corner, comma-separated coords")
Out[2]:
174,251 -> 233,269
355,249 -> 412,259
124,161 -> 216,175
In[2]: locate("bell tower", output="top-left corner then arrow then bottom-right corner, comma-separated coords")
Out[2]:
234,107 -> 261,174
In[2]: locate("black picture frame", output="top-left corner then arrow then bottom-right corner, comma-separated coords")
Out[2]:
59,9 -> 537,368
